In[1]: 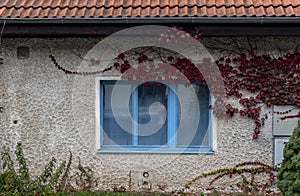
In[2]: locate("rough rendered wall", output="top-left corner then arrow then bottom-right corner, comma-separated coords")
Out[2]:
0,36 -> 297,191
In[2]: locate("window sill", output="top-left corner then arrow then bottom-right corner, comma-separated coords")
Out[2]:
97,147 -> 214,154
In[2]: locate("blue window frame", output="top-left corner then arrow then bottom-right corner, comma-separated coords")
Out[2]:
99,80 -> 213,154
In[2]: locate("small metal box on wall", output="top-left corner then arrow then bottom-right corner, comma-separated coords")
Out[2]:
273,105 -> 300,167
273,105 -> 300,136
273,137 -> 289,167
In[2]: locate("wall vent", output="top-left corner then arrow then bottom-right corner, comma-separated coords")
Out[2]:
17,46 -> 30,59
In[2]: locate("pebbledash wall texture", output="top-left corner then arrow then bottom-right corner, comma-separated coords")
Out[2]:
0,36 -> 298,191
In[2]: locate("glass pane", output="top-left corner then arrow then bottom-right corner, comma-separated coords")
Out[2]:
177,84 -> 209,147
138,82 -> 168,146
102,82 -> 133,145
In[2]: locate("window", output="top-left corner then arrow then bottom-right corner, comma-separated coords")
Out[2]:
98,80 -> 213,153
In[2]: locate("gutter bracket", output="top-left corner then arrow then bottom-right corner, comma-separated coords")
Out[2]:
260,17 -> 264,24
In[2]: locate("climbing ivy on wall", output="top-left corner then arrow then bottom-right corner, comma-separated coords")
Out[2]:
49,26 -> 300,139
215,51 -> 300,139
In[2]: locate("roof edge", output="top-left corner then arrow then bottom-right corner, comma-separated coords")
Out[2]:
1,17 -> 300,24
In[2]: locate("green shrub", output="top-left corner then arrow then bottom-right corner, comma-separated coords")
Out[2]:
278,121 -> 300,196
0,142 -> 98,195
0,142 -> 50,195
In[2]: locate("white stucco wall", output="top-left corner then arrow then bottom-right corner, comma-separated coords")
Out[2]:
0,36 -> 297,192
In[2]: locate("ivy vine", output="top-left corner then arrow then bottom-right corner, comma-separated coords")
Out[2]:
49,26 -> 300,139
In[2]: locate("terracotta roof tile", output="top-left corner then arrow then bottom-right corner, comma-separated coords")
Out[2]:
274,6 -> 286,16
113,6 -> 123,17
160,6 -> 168,16
205,0 -> 215,7
199,6 -> 206,16
263,0 -> 273,7
236,6 -> 246,16
123,0 -> 133,8
140,6 -> 150,16
94,7 -> 104,17
215,0 -> 224,7
282,0 -> 292,7
181,6 -> 189,16
285,5 -> 295,15
243,0 -> 252,7
226,6 -> 236,16
293,5 -> 300,14
58,7 -> 68,17
30,8 -> 42,18
270,0 -> 282,7
131,7 -> 140,16
85,7 -> 95,18
216,5 -> 225,16
206,6 -> 216,16
49,8 -> 60,18
0,0 -> 300,18
247,6 -> 256,16
254,0 -> 264,7
189,5 -> 198,16
169,6 -> 179,16
188,0 -> 197,6
131,0 -> 141,7
150,6 -> 160,16
234,0 -> 244,8
292,0 -> 300,6
141,0 -> 151,7
265,6 -> 275,16
256,6 -> 267,16
169,0 -> 179,8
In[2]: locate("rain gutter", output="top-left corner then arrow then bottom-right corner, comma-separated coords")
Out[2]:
1,17 -> 300,24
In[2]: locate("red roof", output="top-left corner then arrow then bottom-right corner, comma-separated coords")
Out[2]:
0,0 -> 300,18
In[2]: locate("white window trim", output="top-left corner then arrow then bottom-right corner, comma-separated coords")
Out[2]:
95,76 -> 121,150
211,95 -> 218,151
95,76 -> 218,153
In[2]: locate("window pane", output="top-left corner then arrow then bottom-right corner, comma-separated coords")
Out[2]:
177,84 -> 209,147
102,82 -> 133,145
138,82 -> 168,146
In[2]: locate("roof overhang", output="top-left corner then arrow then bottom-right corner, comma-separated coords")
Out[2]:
1,17 -> 300,37
3,17 -> 300,24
